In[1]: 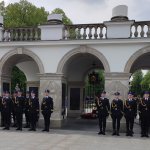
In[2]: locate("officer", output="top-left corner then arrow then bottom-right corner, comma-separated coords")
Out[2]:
0,91 -> 6,127
11,91 -> 17,127
138,91 -> 150,137
15,90 -> 25,131
95,91 -> 110,135
124,92 -> 137,136
41,89 -> 54,132
111,92 -> 123,136
24,91 -> 30,128
2,91 -> 12,130
29,90 -> 39,131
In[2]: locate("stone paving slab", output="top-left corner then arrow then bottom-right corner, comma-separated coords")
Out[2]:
0,127 -> 149,150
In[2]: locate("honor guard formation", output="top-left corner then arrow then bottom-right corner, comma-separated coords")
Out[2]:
0,89 -> 53,132
95,91 -> 150,137
0,89 -> 150,137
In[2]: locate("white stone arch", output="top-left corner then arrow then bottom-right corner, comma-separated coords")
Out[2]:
56,45 -> 110,73
0,47 -> 45,74
124,45 -> 150,73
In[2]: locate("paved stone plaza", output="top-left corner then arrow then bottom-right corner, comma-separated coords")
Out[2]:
0,126 -> 149,150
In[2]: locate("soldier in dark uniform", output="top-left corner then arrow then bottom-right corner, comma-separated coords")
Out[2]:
29,91 -> 39,131
0,91 -> 6,127
139,91 -> 150,137
11,91 -> 17,127
15,90 -> 25,131
124,92 -> 137,136
111,92 -> 123,136
41,89 -> 54,132
2,91 -> 12,130
95,91 -> 110,135
24,91 -> 30,128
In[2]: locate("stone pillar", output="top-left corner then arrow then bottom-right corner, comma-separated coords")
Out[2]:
105,72 -> 131,100
39,14 -> 64,40
38,73 -> 64,128
0,16 -> 3,41
105,72 -> 131,132
104,5 -> 134,38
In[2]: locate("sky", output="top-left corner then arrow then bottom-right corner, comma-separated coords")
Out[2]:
1,0 -> 150,24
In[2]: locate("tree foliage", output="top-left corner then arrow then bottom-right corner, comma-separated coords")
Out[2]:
141,71 -> 150,91
51,8 -> 72,25
11,66 -> 27,93
130,70 -> 143,95
4,0 -> 48,28
0,1 -> 5,16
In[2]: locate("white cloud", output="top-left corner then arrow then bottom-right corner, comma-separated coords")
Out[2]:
2,0 -> 150,23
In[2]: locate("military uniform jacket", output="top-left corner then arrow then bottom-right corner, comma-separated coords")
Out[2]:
138,98 -> 150,117
24,97 -> 30,112
111,99 -> 123,117
12,97 -> 17,112
15,96 -> 25,113
29,97 -> 39,114
1,97 -> 12,113
0,96 -> 3,112
41,96 -> 53,114
124,99 -> 137,117
95,97 -> 110,116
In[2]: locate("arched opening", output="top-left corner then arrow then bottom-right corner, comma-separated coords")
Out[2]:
125,48 -> 150,96
61,52 -> 106,121
0,49 -> 44,96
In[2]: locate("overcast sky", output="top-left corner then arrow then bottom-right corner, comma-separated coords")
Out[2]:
2,0 -> 150,24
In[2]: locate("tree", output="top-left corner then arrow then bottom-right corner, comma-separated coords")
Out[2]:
0,1 -> 5,16
51,8 -> 72,25
130,70 -> 143,95
4,0 -> 48,28
11,66 -> 27,93
141,71 -> 150,91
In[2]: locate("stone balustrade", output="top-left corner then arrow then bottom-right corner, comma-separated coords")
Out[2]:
1,21 -> 150,41
2,27 -> 41,41
131,21 -> 150,38
63,23 -> 107,40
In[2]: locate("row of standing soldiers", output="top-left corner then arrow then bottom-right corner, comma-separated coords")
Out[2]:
0,89 -> 53,132
95,91 -> 150,137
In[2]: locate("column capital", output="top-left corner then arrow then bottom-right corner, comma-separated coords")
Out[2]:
105,72 -> 131,80
38,73 -> 64,80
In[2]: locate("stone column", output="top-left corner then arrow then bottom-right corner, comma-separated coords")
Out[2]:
0,16 -> 3,41
105,72 -> 131,100
104,72 -> 131,131
38,73 -> 64,128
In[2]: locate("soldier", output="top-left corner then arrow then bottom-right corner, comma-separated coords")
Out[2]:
24,91 -> 30,128
95,91 -> 110,135
124,92 -> 137,136
41,89 -> 54,132
0,91 -> 6,127
15,90 -> 25,131
139,91 -> 150,137
11,91 -> 17,127
2,91 -> 12,130
28,90 -> 39,131
111,92 -> 123,136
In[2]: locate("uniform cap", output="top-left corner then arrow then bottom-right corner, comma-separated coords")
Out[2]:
45,89 -> 50,93
114,92 -> 120,96
101,91 -> 106,94
31,90 -> 36,94
144,91 -> 149,94
128,91 -> 133,95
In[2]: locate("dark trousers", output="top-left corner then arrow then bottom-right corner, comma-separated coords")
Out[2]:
3,111 -> 11,129
125,116 -> 134,132
12,111 -> 16,125
98,115 -> 106,132
25,111 -> 30,126
30,113 -> 37,130
1,112 -> 5,126
112,116 -> 121,131
16,112 -> 23,129
141,114 -> 149,135
43,113 -> 51,131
